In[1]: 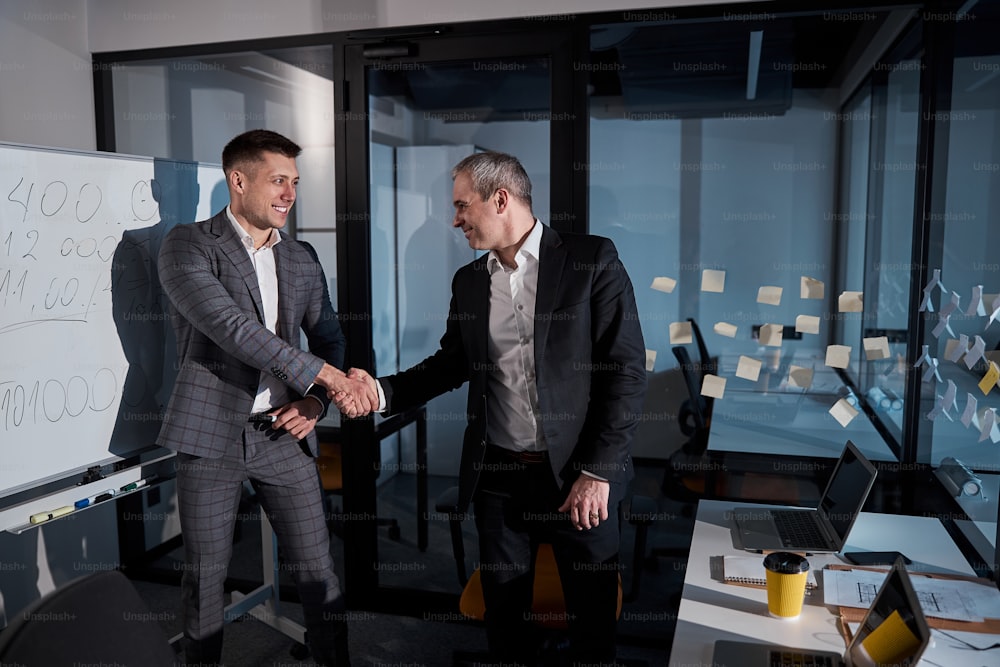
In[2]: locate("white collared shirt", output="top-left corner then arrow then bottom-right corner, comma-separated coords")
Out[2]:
486,219 -> 547,452
226,206 -> 290,412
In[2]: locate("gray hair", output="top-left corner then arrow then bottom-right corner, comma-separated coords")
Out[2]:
451,151 -> 533,210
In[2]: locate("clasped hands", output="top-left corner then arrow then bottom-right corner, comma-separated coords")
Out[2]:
316,364 -> 378,418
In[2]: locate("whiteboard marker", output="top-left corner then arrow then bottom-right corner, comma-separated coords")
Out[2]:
29,505 -> 75,524
74,489 -> 116,509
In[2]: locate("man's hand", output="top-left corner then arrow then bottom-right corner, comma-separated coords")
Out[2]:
269,399 -> 322,440
558,475 -> 610,531
315,363 -> 377,418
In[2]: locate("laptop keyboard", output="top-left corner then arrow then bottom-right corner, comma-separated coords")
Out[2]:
768,650 -> 837,667
771,510 -> 829,549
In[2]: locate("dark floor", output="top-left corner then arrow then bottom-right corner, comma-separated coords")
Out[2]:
127,461 -> 689,666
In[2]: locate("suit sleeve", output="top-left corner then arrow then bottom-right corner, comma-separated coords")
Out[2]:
299,241 -> 346,416
158,225 -> 326,395
574,238 -> 647,482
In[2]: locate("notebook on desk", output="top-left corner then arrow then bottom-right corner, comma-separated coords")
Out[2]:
729,440 -> 877,553
712,556 -> 930,667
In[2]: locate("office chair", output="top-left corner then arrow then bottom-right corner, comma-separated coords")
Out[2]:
0,569 -> 177,666
316,438 -> 401,540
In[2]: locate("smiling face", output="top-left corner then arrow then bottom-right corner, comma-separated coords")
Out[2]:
451,171 -> 498,251
228,150 -> 298,245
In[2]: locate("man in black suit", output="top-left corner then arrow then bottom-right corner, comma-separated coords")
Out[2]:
339,151 -> 647,666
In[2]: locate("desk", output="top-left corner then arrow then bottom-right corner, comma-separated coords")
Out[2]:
668,499 -> 998,666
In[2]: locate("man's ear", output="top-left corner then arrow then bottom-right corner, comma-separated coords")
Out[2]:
229,169 -> 246,194
495,188 -> 509,213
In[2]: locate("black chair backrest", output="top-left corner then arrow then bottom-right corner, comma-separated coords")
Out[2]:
673,346 -> 708,437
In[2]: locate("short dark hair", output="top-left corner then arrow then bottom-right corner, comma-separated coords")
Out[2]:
222,129 -> 301,174
452,151 -> 532,210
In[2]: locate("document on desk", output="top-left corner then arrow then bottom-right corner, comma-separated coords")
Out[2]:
823,568 -> 1000,623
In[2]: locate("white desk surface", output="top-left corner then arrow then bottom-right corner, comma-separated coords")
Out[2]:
668,499 -> 999,667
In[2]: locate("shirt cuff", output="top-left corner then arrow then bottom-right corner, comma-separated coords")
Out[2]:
581,469 -> 608,482
374,378 -> 387,412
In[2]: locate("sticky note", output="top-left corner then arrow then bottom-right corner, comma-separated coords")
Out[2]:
651,277 -> 676,293
801,276 -> 824,300
787,365 -> 813,389
736,356 -> 762,382
863,336 -> 890,361
757,285 -> 782,306
701,374 -> 726,399
758,323 -> 783,347
960,394 -> 978,429
645,349 -> 656,372
838,291 -> 864,312
829,398 -> 859,427
669,321 -> 693,344
795,315 -> 820,335
701,269 -> 726,293
825,345 -> 852,369
979,361 -> 1000,396
713,322 -> 738,338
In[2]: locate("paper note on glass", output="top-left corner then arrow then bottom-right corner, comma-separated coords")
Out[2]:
736,356 -> 762,382
759,323 -> 783,347
863,336 -> 890,361
825,345 -> 852,369
795,315 -> 820,335
650,276 -> 677,293
645,349 -> 657,372
669,321 -> 693,344
830,398 -> 859,427
714,322 -> 738,338
838,291 -> 864,312
787,366 -> 814,389
801,276 -> 824,300
961,394 -> 979,429
945,336 -> 969,363
964,335 -> 987,370
979,361 -> 1000,396
757,285 -> 782,306
701,269 -> 726,293
701,374 -> 726,399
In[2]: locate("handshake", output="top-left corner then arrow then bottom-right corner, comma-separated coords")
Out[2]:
316,365 -> 379,418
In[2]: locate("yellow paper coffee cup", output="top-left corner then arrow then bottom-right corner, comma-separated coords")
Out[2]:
763,552 -> 810,620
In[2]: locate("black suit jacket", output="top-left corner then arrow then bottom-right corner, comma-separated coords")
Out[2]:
382,225 -> 647,512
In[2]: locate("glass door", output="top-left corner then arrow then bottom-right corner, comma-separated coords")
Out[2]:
336,28 -> 577,607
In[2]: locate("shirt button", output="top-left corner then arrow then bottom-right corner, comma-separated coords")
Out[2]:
517,304 -> 523,310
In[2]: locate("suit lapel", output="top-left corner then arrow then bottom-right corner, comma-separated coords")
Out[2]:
463,255 -> 490,364
534,226 -> 565,362
273,240 -> 297,342
212,212 -> 265,322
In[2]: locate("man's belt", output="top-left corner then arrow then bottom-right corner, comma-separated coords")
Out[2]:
487,444 -> 548,464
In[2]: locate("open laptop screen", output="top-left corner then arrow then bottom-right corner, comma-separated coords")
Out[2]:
846,563 -> 929,667
821,442 -> 876,542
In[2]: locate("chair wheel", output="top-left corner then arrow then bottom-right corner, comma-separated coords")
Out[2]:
388,524 -> 401,541
289,641 -> 310,659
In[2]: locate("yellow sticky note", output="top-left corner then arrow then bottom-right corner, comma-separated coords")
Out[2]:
713,322 -> 738,338
863,336 -> 890,361
795,315 -> 820,335
757,285 -> 783,306
759,323 -> 783,347
788,365 -> 814,389
829,398 -> 859,427
650,277 -> 676,293
736,355 -> 762,382
801,276 -> 825,300
825,345 -> 852,369
979,361 -> 1000,396
669,321 -> 693,344
701,374 -> 726,399
838,291 -> 864,312
701,269 -> 726,293
645,349 -> 657,372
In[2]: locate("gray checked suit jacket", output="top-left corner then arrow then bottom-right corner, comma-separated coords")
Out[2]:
156,210 -> 345,458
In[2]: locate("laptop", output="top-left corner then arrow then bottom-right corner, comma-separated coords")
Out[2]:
730,440 -> 877,553
713,556 -> 930,667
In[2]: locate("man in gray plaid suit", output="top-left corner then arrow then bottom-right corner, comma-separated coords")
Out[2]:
157,130 -> 371,666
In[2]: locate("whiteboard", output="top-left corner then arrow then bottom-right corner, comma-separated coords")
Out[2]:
0,142 -> 225,499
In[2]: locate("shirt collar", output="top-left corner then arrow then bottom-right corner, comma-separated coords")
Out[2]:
226,205 -> 281,251
488,219 -> 542,274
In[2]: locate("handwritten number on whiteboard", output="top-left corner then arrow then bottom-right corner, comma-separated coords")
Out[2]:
7,177 -> 33,223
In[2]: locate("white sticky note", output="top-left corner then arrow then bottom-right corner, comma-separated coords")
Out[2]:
650,277 -> 677,294
945,336 -> 968,363
736,355 -> 762,382
645,349 -> 657,372
863,336 -> 890,361
829,398 -> 859,427
825,345 -> 852,369
964,335 -> 987,370
669,321 -> 693,344
960,393 -> 979,429
787,365 -> 814,389
795,315 -> 820,335
759,323 -> 783,347
801,276 -> 825,300
838,291 -> 864,312
701,269 -> 726,293
713,322 -> 738,338
701,374 -> 726,399
757,285 -> 783,306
